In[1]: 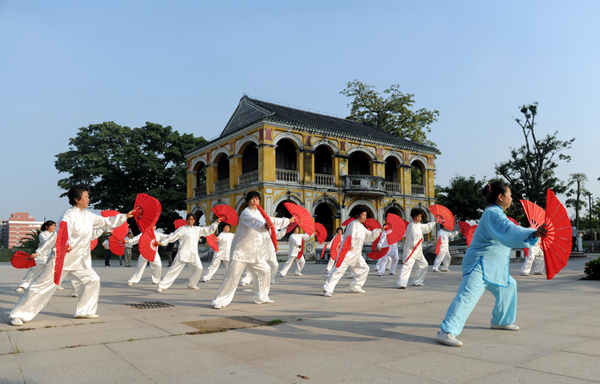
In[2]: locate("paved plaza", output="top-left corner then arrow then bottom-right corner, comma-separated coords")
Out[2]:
1,256 -> 599,383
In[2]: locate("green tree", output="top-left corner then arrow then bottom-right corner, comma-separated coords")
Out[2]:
17,229 -> 40,253
55,122 -> 206,232
565,173 -> 588,228
340,80 -> 439,149
435,175 -> 488,221
495,103 -> 574,206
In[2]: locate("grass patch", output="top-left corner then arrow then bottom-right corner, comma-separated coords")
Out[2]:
268,319 -> 285,325
0,248 -> 13,262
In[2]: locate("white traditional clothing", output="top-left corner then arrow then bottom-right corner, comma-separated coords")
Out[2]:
432,229 -> 459,272
203,232 -> 235,281
127,231 -> 167,285
322,220 -> 381,295
17,230 -> 53,290
375,230 -> 399,275
520,238 -> 545,275
324,234 -> 341,273
267,228 -> 287,283
212,207 -> 289,308
123,234 -> 133,267
158,222 -> 219,290
279,232 -> 313,276
397,221 -> 436,288
10,207 -> 126,323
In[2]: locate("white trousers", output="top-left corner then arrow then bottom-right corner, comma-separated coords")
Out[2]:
10,260 -> 101,322
323,256 -> 369,294
158,257 -> 202,290
212,259 -> 272,307
18,264 -> 46,290
432,250 -> 451,271
203,257 -> 229,281
377,252 -> 399,274
128,256 -> 162,284
521,254 -> 545,275
267,258 -> 279,283
279,255 -> 305,276
397,252 -> 428,287
326,257 -> 336,272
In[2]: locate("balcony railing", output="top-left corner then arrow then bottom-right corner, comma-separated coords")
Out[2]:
411,184 -> 425,195
314,173 -> 335,187
342,175 -> 386,195
385,181 -> 401,193
238,170 -> 259,187
214,178 -> 230,193
276,169 -> 300,184
194,184 -> 207,198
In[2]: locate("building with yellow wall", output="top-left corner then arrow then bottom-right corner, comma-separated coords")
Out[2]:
185,96 -> 439,256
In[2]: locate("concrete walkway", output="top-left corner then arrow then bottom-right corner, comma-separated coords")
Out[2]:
1,256 -> 599,383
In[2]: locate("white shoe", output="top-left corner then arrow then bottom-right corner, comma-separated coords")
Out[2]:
279,272 -> 285,277
74,314 -> 99,319
432,269 -> 440,273
257,299 -> 275,304
57,286 -> 65,290
347,275 -> 354,279
295,272 -> 303,276
491,324 -> 520,331
388,272 -> 396,275
325,269 -> 330,273
271,280 -> 276,284
15,287 -> 24,293
71,293 -> 79,298
240,282 -> 247,287
350,288 -> 366,293
127,282 -> 133,286
521,273 -> 530,276
201,277 -> 207,282
157,288 -> 163,292
436,331 -> 463,347
412,282 -> 424,286
533,272 -> 544,275
152,281 -> 159,284
213,304 -> 224,309
10,318 -> 23,326
397,286 -> 406,289
377,273 -> 382,276
187,285 -> 200,290
441,269 -> 450,272
323,291 -> 332,297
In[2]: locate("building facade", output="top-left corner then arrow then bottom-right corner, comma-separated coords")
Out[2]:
1,212 -> 44,249
185,96 -> 439,256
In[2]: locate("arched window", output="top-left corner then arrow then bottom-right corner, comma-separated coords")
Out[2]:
385,157 -> 399,182
217,155 -> 229,181
314,203 -> 335,242
276,139 -> 297,170
348,152 -> 370,175
241,143 -> 258,174
315,145 -> 333,175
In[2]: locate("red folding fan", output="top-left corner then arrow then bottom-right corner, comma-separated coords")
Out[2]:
336,236 -> 352,268
520,200 -> 545,229
207,234 -> 219,252
133,193 -> 162,233
11,251 -> 36,269
90,238 -> 98,251
174,219 -> 187,230
435,237 -> 442,255
286,222 -> 298,235
540,189 -> 572,280
101,210 -> 129,237
385,214 -> 407,244
342,217 -> 355,226
54,221 -> 69,285
364,218 -> 382,231
283,202 -> 315,236
429,204 -> 455,231
101,210 -> 129,256
329,234 -> 342,261
367,234 -> 388,260
458,221 -> 471,235
297,239 -> 305,260
320,245 -> 328,259
212,204 -> 238,226
257,205 -> 277,251
139,230 -> 159,262
314,223 -> 327,244
507,216 -> 520,226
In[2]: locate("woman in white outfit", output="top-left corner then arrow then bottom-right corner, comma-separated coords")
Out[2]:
432,227 -> 460,272
126,226 -> 166,286
240,225 -> 288,286
397,208 -> 436,289
16,220 -> 56,292
375,225 -> 400,276
212,191 -> 292,309
203,224 -> 235,282
9,185 -> 131,326
279,226 -> 313,277
158,213 -> 219,292
322,206 -> 381,296
520,238 -> 545,276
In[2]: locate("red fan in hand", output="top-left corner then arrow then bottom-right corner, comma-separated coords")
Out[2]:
133,193 -> 162,233
314,223 -> 327,244
257,205 -> 277,251
11,251 -> 36,269
139,231 -> 159,262
297,239 -> 305,260
458,221 -> 477,247
520,200 -> 545,229
342,217 -> 355,226
539,189 -> 572,279
364,218 -> 381,231
90,238 -> 99,251
329,235 -> 342,261
174,219 -> 187,230
54,221 -> 69,285
283,202 -> 315,236
212,205 -> 238,226
102,210 -> 129,256
336,236 -> 352,268
207,234 -> 219,252
286,222 -> 298,235
367,234 -> 389,260
435,237 -> 442,255
320,245 -> 328,259
385,214 -> 407,244
429,204 -> 455,231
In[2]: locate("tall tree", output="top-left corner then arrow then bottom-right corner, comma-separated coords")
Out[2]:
55,122 -> 206,232
565,173 -> 588,229
340,80 -> 439,149
495,103 -> 574,206
435,175 -> 488,222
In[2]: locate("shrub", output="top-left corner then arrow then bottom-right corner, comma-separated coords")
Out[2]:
583,257 -> 600,280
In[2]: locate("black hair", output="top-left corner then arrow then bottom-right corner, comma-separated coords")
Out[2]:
335,227 -> 343,233
186,213 -> 195,220
68,185 -> 89,206
482,181 -> 510,205
350,205 -> 368,219
41,220 -> 56,231
245,191 -> 261,204
410,208 -> 424,219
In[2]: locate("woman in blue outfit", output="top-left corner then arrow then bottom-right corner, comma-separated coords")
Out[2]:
436,181 -> 547,347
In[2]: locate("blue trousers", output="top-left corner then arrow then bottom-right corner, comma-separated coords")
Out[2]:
440,263 -> 517,336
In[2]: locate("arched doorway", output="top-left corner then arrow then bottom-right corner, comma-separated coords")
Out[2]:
314,203 -> 335,242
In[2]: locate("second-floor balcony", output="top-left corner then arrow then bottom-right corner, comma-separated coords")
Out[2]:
238,170 -> 259,187
411,184 -> 425,196
194,184 -> 207,198
385,181 -> 401,194
342,175 -> 386,196
276,169 -> 300,184
214,178 -> 230,193
314,173 -> 335,188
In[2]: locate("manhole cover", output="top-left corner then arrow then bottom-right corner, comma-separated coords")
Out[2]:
127,301 -> 174,309
183,316 -> 271,334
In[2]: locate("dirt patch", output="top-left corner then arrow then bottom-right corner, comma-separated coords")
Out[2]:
183,316 -> 275,334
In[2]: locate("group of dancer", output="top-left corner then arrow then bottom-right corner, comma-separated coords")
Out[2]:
9,182 -> 550,349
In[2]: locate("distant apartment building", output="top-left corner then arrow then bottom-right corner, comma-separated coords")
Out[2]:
1,212 -> 44,249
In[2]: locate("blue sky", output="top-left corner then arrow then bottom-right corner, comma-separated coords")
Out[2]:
1,0 -> 598,222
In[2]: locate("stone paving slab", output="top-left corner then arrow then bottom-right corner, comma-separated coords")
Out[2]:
0,256 -> 599,383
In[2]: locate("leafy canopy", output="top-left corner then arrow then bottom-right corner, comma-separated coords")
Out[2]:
55,122 -> 206,232
435,175 -> 488,222
340,80 -> 439,149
